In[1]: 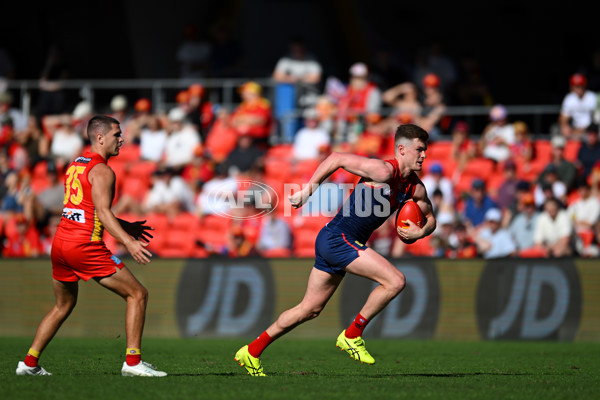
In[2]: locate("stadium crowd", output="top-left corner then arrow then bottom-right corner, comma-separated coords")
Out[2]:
1,47 -> 600,260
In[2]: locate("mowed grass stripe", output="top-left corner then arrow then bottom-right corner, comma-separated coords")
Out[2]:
1,337 -> 598,400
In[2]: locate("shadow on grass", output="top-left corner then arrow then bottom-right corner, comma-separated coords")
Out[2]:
370,372 -> 530,378
167,371 -> 529,378
168,372 -> 238,377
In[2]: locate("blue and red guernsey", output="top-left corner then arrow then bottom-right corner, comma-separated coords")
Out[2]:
54,152 -> 108,242
327,159 -> 420,243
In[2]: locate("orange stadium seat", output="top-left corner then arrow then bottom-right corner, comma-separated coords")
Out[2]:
461,158 -> 496,179
144,212 -> 170,232
486,172 -> 506,198
260,248 -> 292,258
515,158 -> 546,182
196,214 -> 231,250
294,247 -> 316,258
404,235 -> 434,257
119,175 -> 151,201
116,144 -> 141,163
109,160 -> 128,182
266,144 -> 293,159
201,214 -> 232,232
116,212 -> 141,223
426,141 -> 452,161
293,214 -> 331,231
293,226 -> 320,257
32,160 -> 48,179
453,174 -> 475,199
157,228 -> 196,258
533,140 -> 552,163
264,158 -> 292,181
143,221 -> 167,255
2,215 -> 20,240
293,159 -> 320,181
195,228 -> 228,252
127,160 -> 158,181
30,175 -> 52,194
170,211 -> 200,232
563,140 -> 581,162
261,176 -> 285,202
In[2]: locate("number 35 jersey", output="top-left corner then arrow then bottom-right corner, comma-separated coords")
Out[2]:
55,152 -> 108,242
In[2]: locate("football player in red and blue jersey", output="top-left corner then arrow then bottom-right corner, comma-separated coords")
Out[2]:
235,123 -> 436,376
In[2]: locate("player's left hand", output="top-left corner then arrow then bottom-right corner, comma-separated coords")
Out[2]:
397,219 -> 422,242
124,220 -> 154,242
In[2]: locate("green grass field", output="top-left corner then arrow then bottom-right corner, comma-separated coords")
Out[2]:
1,337 -> 599,400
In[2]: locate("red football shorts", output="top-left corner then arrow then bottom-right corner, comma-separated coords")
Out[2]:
51,237 -> 124,282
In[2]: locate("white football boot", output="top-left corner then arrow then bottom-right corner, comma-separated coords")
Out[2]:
16,361 -> 52,376
121,361 -> 167,377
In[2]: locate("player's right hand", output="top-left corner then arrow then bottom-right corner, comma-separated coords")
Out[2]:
288,186 -> 311,209
126,240 -> 152,265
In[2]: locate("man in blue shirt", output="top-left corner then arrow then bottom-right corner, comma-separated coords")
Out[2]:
463,178 -> 497,228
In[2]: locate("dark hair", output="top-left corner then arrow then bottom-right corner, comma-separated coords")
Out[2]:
394,123 -> 429,145
87,115 -> 120,143
544,196 -> 561,208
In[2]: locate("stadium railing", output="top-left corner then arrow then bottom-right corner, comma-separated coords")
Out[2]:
7,78 -> 561,141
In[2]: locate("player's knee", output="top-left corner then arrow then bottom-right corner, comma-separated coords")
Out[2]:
302,305 -> 324,321
389,271 -> 406,296
57,299 -> 77,315
140,286 -> 149,304
131,285 -> 148,304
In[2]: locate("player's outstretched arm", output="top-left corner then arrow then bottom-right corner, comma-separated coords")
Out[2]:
90,163 -> 152,265
289,152 -> 394,208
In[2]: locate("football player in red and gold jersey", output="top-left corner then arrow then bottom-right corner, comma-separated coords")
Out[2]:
16,115 -> 166,377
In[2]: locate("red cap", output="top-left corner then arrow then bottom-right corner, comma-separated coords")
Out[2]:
366,112 -> 382,124
397,113 -> 414,124
176,90 -> 190,104
134,98 -> 151,112
423,73 -> 440,88
453,121 -> 469,132
188,83 -> 204,97
570,73 -> 587,87
521,193 -> 535,206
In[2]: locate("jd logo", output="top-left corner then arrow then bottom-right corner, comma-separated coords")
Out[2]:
340,261 -> 439,338
176,260 -> 275,337
476,260 -> 581,340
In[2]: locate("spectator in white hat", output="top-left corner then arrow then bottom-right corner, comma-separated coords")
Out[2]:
292,108 -> 330,161
335,62 -> 382,143
163,107 -> 201,171
479,104 -> 515,163
473,207 -> 517,259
